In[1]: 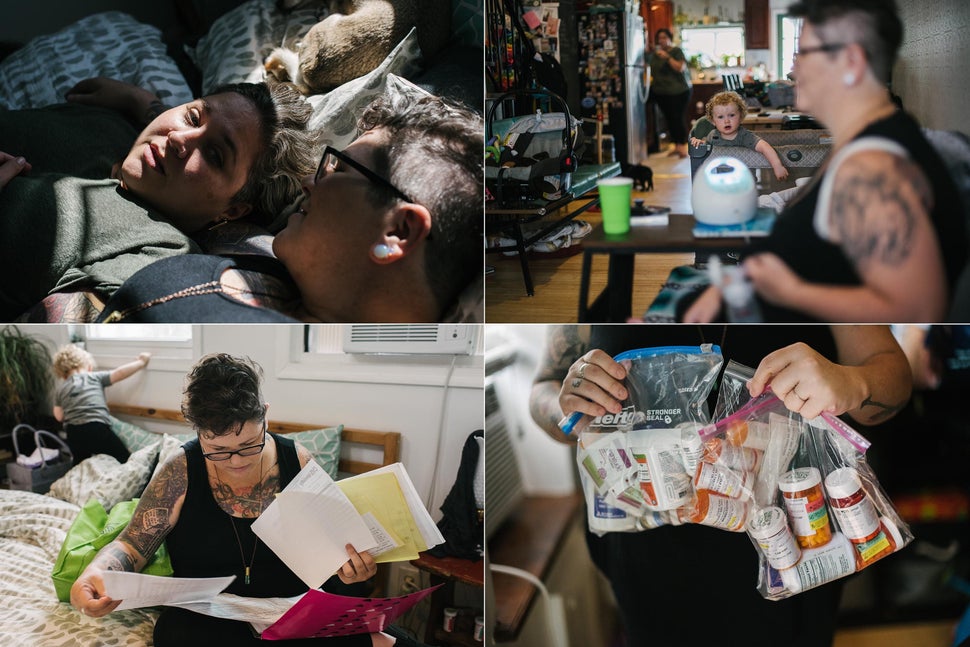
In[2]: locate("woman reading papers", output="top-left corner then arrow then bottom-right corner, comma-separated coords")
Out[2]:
70,353 -> 398,647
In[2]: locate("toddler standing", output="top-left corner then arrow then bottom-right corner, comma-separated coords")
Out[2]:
52,345 -> 151,464
691,91 -> 790,181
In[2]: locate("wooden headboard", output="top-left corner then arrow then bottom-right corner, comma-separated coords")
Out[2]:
108,404 -> 400,475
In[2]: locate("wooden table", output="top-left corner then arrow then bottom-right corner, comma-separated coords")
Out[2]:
577,215 -> 758,322
411,552 -> 484,646
487,494 -> 582,642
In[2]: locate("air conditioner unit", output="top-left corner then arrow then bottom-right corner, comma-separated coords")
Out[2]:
342,325 -> 476,355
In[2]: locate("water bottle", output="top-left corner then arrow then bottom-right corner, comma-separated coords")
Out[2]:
721,265 -> 762,322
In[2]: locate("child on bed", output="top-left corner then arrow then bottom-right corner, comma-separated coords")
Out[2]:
52,345 -> 151,465
690,91 -> 790,181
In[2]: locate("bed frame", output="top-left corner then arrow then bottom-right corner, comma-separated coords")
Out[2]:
107,404 -> 401,475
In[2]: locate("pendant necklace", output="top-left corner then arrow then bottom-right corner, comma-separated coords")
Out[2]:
218,455 -> 264,585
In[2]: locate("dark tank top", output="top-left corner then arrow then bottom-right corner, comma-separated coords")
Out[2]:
748,110 -> 967,322
165,433 -> 306,597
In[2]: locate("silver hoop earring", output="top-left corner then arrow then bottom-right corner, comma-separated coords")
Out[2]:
372,244 -> 392,259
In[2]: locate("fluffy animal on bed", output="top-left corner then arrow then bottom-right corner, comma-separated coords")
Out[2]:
265,0 -> 451,93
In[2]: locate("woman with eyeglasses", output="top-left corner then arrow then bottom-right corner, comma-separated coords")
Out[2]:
684,0 -> 967,323
0,78 -> 318,321
69,354 -> 402,647
95,93 -> 484,323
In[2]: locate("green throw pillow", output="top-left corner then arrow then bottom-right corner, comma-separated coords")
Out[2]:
109,416 -> 158,453
287,426 -> 342,478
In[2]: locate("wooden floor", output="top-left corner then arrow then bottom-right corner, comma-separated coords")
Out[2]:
832,620 -> 957,647
485,149 -> 696,323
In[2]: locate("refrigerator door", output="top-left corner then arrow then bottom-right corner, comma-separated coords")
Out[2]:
624,13 -> 649,165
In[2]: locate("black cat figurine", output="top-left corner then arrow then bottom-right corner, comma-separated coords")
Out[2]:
620,163 -> 654,191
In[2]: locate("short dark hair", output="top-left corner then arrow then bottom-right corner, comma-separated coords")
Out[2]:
788,0 -> 902,84
212,82 -> 318,224
654,28 -> 674,44
181,354 -> 265,437
357,94 -> 483,315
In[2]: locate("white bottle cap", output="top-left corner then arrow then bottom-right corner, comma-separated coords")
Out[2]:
779,564 -> 802,593
881,516 -> 905,548
747,506 -> 787,538
778,467 -> 822,493
824,467 -> 862,500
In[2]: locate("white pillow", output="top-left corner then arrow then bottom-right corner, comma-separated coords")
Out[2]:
0,11 -> 193,110
186,0 -> 324,95
48,441 -> 161,511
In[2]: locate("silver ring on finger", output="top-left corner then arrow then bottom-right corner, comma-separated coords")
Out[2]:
577,362 -> 589,380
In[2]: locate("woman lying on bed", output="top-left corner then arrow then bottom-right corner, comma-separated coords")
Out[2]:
94,93 -> 484,323
70,353 -> 398,647
0,78 -> 317,320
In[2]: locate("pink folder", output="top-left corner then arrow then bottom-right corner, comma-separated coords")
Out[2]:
260,584 -> 442,640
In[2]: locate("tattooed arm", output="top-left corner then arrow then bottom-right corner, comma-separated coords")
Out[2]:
69,452 -> 188,617
743,150 -> 948,322
747,326 -> 911,426
529,326 -> 631,443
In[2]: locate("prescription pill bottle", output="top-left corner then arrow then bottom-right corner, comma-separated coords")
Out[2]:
474,616 -> 484,642
443,608 -> 458,632
725,419 -> 770,450
694,461 -> 754,500
779,467 -> 832,549
686,489 -> 748,531
780,531 -> 856,594
680,425 -> 705,475
703,437 -> 762,472
747,506 -> 801,570
825,467 -> 898,568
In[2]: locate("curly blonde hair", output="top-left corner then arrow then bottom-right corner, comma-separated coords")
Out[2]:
53,345 -> 94,379
706,91 -> 748,122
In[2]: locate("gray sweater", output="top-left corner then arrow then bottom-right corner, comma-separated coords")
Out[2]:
0,104 -> 200,319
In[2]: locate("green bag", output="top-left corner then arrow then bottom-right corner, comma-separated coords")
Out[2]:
51,497 -> 174,602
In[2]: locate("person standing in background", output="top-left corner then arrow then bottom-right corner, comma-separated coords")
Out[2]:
52,345 -> 151,464
647,28 -> 691,158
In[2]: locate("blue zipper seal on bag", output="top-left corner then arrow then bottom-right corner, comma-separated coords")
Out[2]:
559,345 -> 721,436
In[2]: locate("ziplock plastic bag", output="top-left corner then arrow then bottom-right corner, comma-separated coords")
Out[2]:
564,345 -> 723,535
701,380 -> 914,600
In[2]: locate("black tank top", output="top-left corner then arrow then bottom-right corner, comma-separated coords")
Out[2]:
749,110 -> 967,322
166,433 -> 307,597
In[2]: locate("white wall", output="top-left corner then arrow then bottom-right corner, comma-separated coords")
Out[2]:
5,324 -> 484,519
486,325 -> 577,497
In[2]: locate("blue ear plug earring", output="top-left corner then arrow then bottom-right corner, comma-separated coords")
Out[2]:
372,244 -> 392,259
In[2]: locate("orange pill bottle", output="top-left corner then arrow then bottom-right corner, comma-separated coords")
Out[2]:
686,489 -> 748,531
778,467 -> 832,549
824,467 -> 900,569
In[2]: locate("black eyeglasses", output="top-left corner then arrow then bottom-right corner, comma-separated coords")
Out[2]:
201,422 -> 267,461
794,43 -> 847,59
315,146 -> 414,204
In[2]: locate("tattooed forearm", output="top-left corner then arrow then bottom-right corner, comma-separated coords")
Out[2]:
118,453 -> 187,563
94,543 -> 137,572
858,396 -> 905,423
831,154 -> 931,272
534,325 -> 588,384
529,382 -> 570,438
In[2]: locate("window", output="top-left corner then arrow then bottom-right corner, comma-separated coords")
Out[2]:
777,15 -> 803,82
681,25 -> 746,69
80,324 -> 197,370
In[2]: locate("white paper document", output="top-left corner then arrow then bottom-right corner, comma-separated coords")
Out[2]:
252,461 -> 377,589
361,512 -> 400,557
102,571 -> 234,610
342,463 -> 445,550
171,592 -> 302,629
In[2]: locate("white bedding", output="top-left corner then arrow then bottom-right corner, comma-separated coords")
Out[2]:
0,489 -> 158,646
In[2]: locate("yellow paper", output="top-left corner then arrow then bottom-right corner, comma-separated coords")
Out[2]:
337,472 -> 427,562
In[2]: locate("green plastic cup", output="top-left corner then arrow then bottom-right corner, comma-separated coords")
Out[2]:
598,177 -> 634,235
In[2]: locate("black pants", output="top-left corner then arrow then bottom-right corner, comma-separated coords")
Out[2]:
653,90 -> 691,144
64,421 -> 130,464
154,608 -> 373,647
585,523 -> 843,646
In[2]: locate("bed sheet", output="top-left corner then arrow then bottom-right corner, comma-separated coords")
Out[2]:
0,489 -> 158,646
